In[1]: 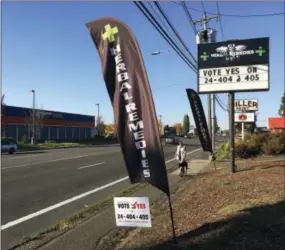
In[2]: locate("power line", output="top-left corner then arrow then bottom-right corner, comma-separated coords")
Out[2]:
154,1 -> 197,65
170,1 -> 285,17
146,2 -> 175,43
200,1 -> 206,14
215,95 -> 228,112
180,1 -> 198,34
216,2 -> 225,41
134,1 -> 197,73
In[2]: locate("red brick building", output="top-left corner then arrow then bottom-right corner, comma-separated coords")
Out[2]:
267,117 -> 285,133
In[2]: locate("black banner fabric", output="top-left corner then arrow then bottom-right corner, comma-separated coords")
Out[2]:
186,89 -> 213,153
198,37 -> 269,69
86,17 -> 170,196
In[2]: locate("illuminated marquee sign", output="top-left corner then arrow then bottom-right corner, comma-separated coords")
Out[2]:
198,37 -> 269,93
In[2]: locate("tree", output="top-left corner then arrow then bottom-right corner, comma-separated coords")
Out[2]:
278,93 -> 285,116
157,117 -> 164,135
175,123 -> 182,135
104,123 -> 115,135
96,116 -> 105,136
182,114 -> 190,134
24,106 -> 47,141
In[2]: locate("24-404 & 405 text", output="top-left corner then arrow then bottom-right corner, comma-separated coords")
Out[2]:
204,74 -> 260,84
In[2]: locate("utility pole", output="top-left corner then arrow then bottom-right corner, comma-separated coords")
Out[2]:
192,13 -> 219,153
30,90 -> 35,144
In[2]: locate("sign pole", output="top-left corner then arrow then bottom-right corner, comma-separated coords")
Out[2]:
229,92 -> 236,174
168,195 -> 177,244
241,122 -> 245,141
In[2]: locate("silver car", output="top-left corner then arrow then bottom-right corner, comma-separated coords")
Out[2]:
1,140 -> 18,154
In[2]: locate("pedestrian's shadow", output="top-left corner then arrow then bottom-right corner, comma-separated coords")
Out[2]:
127,201 -> 285,250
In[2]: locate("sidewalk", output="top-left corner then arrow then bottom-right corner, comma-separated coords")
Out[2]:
33,151 -> 212,250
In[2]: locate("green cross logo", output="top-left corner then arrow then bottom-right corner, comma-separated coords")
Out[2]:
102,24 -> 119,43
255,46 -> 266,56
200,52 -> 209,61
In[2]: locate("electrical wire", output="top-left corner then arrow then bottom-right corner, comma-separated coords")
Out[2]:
154,1 -> 198,65
170,1 -> 285,17
216,95 -> 227,109
215,95 -> 228,112
216,2 -> 225,41
200,1 -> 206,14
134,1 -> 197,73
146,2 -> 187,58
180,1 -> 198,34
146,2 -> 175,44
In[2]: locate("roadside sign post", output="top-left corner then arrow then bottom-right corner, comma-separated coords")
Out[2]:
229,92 -> 235,174
241,122 -> 244,141
198,37 -> 270,174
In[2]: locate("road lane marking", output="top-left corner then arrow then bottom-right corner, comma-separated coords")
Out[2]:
1,155 -> 90,170
2,150 -> 121,170
1,147 -> 202,230
78,162 -> 105,170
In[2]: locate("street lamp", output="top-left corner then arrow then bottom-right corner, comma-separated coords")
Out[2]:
30,89 -> 35,144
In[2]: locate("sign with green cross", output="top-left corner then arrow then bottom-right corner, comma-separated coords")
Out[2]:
102,24 -> 119,43
255,46 -> 266,56
200,52 -> 209,61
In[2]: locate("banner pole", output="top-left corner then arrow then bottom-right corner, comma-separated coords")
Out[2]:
167,195 -> 177,244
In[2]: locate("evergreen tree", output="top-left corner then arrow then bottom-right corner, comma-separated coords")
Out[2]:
278,93 -> 285,116
182,114 -> 190,134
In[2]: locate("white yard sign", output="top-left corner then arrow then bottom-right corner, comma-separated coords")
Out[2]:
234,99 -> 258,111
199,64 -> 269,93
114,197 -> 151,228
234,112 -> 255,123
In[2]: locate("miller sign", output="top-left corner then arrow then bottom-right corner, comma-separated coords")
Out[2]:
234,99 -> 258,111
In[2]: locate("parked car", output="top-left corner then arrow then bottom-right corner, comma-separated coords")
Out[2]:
165,135 -> 179,145
1,140 -> 18,154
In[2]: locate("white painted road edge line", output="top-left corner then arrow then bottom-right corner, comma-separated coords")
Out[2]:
1,147 -> 202,231
78,162 -> 105,170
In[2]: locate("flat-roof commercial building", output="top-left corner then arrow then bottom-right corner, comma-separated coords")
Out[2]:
1,105 -> 95,142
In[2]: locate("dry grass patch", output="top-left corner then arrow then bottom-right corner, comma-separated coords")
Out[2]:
115,159 -> 284,250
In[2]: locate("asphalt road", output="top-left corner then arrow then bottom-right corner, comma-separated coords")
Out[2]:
1,138 -> 203,249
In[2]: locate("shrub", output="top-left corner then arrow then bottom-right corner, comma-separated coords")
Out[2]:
45,140 -> 57,144
20,135 -> 28,144
262,133 -> 285,155
215,140 -> 230,160
235,141 -> 261,159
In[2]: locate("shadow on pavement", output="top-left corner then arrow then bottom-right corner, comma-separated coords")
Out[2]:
123,201 -> 285,250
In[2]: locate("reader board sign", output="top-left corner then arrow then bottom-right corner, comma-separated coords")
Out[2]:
234,112 -> 255,123
198,37 -> 269,93
235,99 -> 258,111
114,197 -> 151,228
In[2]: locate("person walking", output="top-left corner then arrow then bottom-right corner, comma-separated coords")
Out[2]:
175,140 -> 188,177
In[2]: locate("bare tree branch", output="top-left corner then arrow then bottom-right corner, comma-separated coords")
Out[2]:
24,106 -> 47,140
